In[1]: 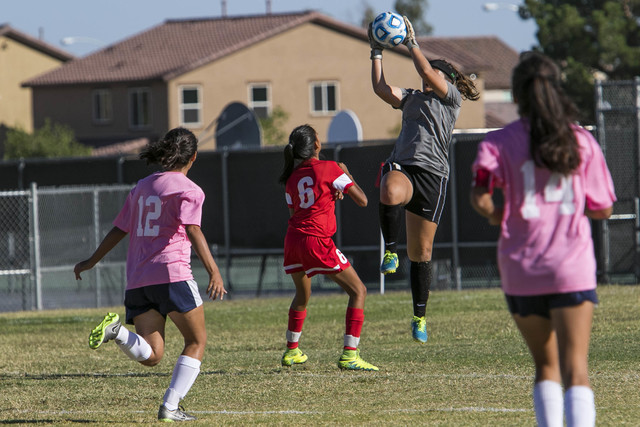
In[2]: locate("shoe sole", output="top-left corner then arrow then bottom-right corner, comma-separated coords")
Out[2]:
89,313 -> 119,349
338,363 -> 379,371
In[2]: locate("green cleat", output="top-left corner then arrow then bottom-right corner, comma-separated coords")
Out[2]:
158,405 -> 196,422
411,316 -> 428,343
380,250 -> 399,275
281,347 -> 308,366
338,349 -> 379,371
88,312 -> 121,349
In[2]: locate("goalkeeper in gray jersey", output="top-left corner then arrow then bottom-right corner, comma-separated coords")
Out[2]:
369,16 -> 479,343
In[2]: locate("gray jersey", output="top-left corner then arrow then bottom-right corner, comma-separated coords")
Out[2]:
387,82 -> 462,178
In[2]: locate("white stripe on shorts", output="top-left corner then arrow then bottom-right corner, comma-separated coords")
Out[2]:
186,279 -> 203,307
284,263 -> 303,272
305,265 -> 340,275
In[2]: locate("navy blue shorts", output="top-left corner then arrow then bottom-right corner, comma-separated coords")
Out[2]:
505,290 -> 599,319
124,280 -> 203,325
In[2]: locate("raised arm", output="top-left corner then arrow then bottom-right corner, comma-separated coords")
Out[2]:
402,16 -> 449,99
369,23 -> 404,108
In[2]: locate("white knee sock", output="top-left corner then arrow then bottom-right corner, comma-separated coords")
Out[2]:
163,355 -> 202,411
114,327 -> 152,362
565,386 -> 595,427
533,380 -> 564,427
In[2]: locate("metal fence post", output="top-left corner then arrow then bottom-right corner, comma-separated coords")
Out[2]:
93,189 -> 102,307
222,150 -> 232,289
30,182 -> 42,310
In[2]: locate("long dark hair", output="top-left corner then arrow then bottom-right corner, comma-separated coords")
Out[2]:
278,124 -> 317,184
139,127 -> 198,170
430,59 -> 480,101
512,52 -> 580,175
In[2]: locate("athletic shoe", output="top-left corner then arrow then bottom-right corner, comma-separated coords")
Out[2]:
88,312 -> 121,349
338,349 -> 379,371
281,347 -> 308,366
411,316 -> 428,343
380,250 -> 399,275
158,405 -> 197,422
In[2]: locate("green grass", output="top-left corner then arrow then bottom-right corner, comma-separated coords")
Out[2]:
0,285 -> 638,425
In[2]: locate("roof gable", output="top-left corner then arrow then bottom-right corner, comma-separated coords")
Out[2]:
0,24 -> 73,62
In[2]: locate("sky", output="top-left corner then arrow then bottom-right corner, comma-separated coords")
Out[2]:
3,0 -> 537,58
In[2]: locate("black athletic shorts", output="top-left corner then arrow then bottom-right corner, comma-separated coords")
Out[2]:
381,162 -> 448,224
505,290 -> 599,319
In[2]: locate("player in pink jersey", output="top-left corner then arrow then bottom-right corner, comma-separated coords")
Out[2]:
279,124 -> 378,371
470,52 -> 616,427
74,128 -> 226,422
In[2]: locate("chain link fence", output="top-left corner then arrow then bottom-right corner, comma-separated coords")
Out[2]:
0,95 -> 637,312
596,78 -> 640,283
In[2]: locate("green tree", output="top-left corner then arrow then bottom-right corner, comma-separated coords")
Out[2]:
394,0 -> 432,35
259,106 -> 290,146
5,119 -> 91,159
522,0 -> 640,123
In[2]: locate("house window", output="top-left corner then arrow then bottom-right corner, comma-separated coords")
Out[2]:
179,85 -> 202,127
248,83 -> 271,119
129,87 -> 151,128
92,89 -> 112,124
310,81 -> 338,115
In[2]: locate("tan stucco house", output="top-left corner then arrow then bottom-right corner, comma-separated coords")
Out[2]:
0,24 -> 73,133
22,11 -> 518,152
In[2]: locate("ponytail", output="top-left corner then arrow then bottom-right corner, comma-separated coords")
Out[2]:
512,52 -> 580,175
278,125 -> 318,184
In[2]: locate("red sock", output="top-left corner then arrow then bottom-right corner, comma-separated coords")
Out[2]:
286,308 -> 306,349
344,307 -> 364,350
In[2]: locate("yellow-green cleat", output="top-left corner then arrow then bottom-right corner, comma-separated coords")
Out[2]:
88,312 -> 121,349
411,316 -> 428,343
338,349 -> 379,371
380,250 -> 399,275
281,347 -> 308,366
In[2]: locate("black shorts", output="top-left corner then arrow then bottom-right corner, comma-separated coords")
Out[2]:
505,290 -> 599,319
382,162 -> 448,224
124,280 -> 203,325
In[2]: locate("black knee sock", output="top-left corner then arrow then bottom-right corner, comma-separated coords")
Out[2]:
410,261 -> 432,318
379,203 -> 402,254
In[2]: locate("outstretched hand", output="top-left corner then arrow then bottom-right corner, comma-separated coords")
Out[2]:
402,16 -> 418,50
368,22 -> 384,60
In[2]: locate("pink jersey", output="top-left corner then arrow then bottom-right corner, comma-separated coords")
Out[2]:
285,158 -> 353,238
473,119 -> 616,296
113,171 -> 205,290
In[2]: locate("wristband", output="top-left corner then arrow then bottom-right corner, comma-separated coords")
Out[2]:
370,49 -> 383,60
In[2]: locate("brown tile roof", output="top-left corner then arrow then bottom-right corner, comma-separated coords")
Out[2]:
22,11 -> 516,90
0,24 -> 74,62
424,36 -> 519,90
23,11 -> 355,87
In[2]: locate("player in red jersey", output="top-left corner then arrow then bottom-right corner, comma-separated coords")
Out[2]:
279,124 -> 378,371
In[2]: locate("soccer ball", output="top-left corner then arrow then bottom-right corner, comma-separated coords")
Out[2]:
371,12 -> 407,48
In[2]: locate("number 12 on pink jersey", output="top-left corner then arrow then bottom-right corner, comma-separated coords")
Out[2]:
137,195 -> 161,236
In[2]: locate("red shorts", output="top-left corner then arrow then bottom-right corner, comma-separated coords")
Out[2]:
284,231 -> 351,277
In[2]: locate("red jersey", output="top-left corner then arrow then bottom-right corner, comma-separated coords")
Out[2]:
285,158 -> 353,238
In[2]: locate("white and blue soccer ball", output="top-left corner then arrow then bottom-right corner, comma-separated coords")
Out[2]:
371,11 -> 407,48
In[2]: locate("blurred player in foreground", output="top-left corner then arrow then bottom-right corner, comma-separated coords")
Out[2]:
470,52 -> 615,427
74,127 -> 226,422
369,16 -> 479,343
280,124 -> 378,371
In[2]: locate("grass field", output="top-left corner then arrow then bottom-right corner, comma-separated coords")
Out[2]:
1,285 -> 638,426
